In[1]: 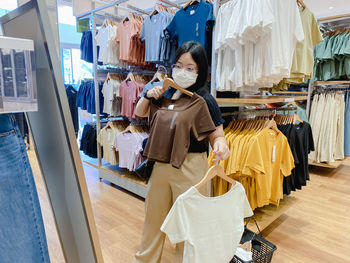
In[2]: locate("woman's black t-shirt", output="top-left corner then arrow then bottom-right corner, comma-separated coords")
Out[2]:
188,86 -> 224,152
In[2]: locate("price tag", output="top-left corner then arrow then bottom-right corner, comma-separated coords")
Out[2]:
168,104 -> 175,110
284,98 -> 295,102
190,10 -> 195,15
272,145 -> 276,162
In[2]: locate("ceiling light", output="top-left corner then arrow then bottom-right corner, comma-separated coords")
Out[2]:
329,6 -> 334,10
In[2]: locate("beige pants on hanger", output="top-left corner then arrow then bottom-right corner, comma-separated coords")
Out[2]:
134,152 -> 209,263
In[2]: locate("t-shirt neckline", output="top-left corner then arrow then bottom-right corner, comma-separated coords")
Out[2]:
191,182 -> 238,201
182,1 -> 202,17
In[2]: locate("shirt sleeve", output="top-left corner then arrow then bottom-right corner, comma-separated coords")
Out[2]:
97,129 -> 103,144
205,2 -> 215,32
280,138 -> 295,177
191,101 -> 216,141
242,137 -> 266,176
311,13 -> 323,46
307,123 -> 315,153
164,16 -> 177,40
140,20 -> 146,42
294,3 -> 304,42
202,93 -> 225,126
116,25 -> 121,42
160,198 -> 187,244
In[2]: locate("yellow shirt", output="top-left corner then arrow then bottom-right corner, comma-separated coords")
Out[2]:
243,128 -> 295,206
290,7 -> 323,79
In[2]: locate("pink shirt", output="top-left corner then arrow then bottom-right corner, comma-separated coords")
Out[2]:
116,19 -> 138,61
120,80 -> 145,119
115,132 -> 148,171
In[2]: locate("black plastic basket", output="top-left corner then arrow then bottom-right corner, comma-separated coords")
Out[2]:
231,218 -> 277,263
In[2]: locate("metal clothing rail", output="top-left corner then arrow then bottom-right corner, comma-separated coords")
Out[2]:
159,0 -> 181,9
221,107 -> 297,117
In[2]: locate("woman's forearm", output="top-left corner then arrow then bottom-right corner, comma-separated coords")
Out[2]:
135,97 -> 151,117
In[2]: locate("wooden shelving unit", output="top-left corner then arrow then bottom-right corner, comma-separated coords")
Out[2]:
83,157 -> 148,198
271,91 -> 308,95
314,80 -> 350,85
216,96 -> 308,107
309,160 -> 343,169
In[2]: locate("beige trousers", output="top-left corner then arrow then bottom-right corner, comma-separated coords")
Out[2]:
134,152 -> 209,263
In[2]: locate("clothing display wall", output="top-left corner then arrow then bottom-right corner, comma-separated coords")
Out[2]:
309,91 -> 345,163
313,32 -> 350,81
215,0 -> 322,92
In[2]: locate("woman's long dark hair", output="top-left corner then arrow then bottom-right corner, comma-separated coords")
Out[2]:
173,41 -> 209,91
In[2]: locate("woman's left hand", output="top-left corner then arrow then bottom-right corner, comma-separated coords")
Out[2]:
213,138 -> 230,161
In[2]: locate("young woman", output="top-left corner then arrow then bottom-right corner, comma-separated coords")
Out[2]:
133,41 -> 230,263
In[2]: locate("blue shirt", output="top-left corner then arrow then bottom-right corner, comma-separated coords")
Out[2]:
141,13 -> 168,63
165,1 -> 214,50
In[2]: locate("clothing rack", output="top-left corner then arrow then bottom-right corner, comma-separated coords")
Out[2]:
158,0 -> 181,9
209,0 -> 311,234
76,0 -> 153,198
307,81 -> 350,169
210,0 -> 308,106
221,107 -> 297,117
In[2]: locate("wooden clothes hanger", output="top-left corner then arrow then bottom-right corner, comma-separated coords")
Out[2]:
195,162 -> 236,191
125,72 -> 135,81
266,119 -> 280,133
297,0 -> 305,9
183,0 -> 200,10
162,78 -> 193,97
293,114 -> 303,124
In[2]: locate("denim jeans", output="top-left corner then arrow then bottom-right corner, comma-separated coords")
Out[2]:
0,114 -> 50,263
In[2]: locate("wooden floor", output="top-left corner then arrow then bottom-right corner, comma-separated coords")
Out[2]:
28,150 -> 350,263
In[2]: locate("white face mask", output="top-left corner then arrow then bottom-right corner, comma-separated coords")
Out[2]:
172,67 -> 198,89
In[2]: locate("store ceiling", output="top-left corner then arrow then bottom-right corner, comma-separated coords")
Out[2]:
304,0 -> 350,18
72,0 -> 350,19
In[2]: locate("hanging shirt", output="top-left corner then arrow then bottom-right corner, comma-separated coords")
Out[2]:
242,127 -> 295,206
165,1 -> 214,50
289,7 -> 323,80
102,79 -> 122,116
119,80 -> 145,119
161,183 -> 253,263
116,19 -> 139,62
144,93 -> 216,168
141,12 -> 168,62
97,125 -> 123,165
115,132 -> 148,171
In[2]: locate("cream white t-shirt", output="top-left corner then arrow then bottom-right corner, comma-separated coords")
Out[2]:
161,182 -> 253,263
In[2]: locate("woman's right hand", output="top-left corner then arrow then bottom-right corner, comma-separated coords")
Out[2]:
146,86 -> 165,100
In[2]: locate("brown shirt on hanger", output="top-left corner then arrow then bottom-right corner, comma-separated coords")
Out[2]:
144,93 -> 216,168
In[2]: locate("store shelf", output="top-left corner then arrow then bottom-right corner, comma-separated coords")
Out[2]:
216,96 -> 308,107
308,160 -> 343,169
271,91 -> 308,95
98,165 -> 148,198
314,81 -> 350,85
